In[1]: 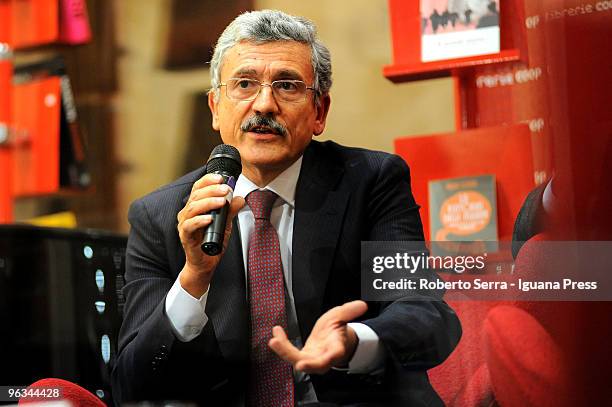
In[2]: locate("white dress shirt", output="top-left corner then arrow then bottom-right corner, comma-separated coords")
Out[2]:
164,156 -> 385,399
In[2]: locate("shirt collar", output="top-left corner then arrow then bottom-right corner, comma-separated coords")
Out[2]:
234,156 -> 303,207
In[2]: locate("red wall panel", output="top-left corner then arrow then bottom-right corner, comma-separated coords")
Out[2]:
395,125 -> 534,241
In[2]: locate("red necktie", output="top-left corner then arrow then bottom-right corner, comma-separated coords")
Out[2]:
245,190 -> 294,406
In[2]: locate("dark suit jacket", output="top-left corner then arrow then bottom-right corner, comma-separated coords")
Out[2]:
511,183 -> 547,259
112,141 -> 462,406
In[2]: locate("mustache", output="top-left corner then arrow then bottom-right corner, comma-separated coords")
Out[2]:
240,115 -> 287,136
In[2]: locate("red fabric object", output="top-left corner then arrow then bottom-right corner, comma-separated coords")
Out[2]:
432,229 -> 612,406
484,305 -> 571,407
429,301 -> 497,406
19,378 -> 104,407
448,363 -> 495,407
512,233 -> 578,345
512,234 -> 612,405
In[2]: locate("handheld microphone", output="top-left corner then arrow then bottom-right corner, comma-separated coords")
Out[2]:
201,144 -> 242,256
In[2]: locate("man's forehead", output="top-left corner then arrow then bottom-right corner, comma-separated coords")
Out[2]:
222,41 -> 313,79
233,67 -> 304,79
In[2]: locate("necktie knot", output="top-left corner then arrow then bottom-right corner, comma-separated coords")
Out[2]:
246,189 -> 277,220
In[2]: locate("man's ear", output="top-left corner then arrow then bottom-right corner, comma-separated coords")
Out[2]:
208,91 -> 220,131
313,94 -> 331,136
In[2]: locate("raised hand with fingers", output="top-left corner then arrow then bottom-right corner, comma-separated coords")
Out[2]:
269,300 -> 369,374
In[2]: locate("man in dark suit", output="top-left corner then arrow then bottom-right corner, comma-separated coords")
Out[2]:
112,10 -> 461,406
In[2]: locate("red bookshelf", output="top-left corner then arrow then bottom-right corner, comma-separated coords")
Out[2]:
384,0 -> 527,82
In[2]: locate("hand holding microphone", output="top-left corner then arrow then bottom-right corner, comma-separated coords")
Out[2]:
176,145 -> 244,298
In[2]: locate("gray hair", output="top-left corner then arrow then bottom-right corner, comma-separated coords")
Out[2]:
209,10 -> 332,103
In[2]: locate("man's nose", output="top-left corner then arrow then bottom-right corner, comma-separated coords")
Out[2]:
252,84 -> 280,115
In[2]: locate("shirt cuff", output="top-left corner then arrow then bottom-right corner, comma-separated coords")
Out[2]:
346,322 -> 386,374
165,275 -> 209,342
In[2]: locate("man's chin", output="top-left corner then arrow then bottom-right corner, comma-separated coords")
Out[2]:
245,157 -> 288,170
242,150 -> 297,173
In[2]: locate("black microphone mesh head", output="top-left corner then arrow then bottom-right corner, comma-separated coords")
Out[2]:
205,144 -> 242,177
210,144 -> 240,157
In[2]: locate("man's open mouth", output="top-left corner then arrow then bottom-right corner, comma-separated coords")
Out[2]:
249,126 -> 279,134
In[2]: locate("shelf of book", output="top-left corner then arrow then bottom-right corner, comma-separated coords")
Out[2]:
0,0 -> 93,223
384,0 -> 527,83
383,48 -> 522,82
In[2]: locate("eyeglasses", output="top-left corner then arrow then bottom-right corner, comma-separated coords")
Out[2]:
219,78 -> 317,103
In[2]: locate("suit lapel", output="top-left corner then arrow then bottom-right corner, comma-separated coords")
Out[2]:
292,142 -> 349,340
205,220 -> 249,362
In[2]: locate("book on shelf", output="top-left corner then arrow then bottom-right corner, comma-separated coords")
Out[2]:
420,0 -> 501,62
428,174 -> 498,242
58,0 -> 92,45
13,57 -> 91,190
